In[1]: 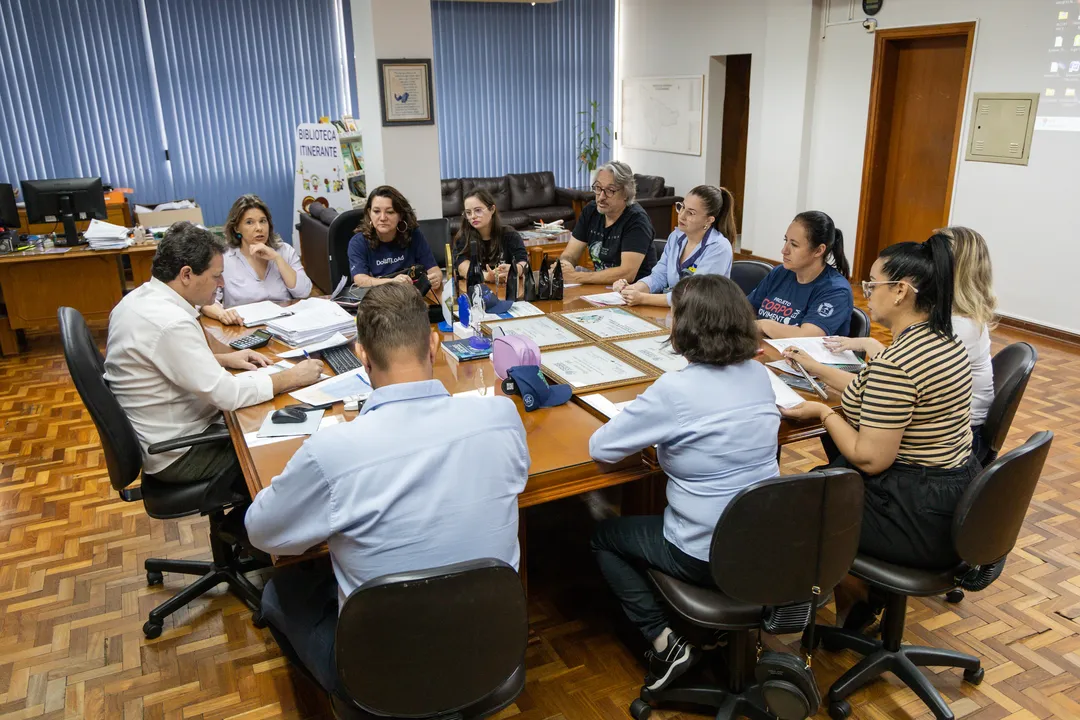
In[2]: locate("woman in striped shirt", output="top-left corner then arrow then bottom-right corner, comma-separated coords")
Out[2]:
779,234 -> 976,620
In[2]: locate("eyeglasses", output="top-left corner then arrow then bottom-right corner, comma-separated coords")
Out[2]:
860,280 -> 918,299
591,183 -> 621,198
674,202 -> 697,218
462,208 -> 488,218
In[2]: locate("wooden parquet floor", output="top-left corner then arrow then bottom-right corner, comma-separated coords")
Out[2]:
2,318 -> 1080,720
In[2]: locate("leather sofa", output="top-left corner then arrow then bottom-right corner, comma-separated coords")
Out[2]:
441,171 -> 577,235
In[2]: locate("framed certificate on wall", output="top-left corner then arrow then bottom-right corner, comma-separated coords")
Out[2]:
377,59 -> 435,126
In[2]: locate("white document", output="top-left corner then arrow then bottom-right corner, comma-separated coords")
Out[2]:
582,292 -> 627,307
506,302 -> 545,318
232,300 -> 293,327
256,409 -> 326,438
560,308 -> 663,339
485,316 -> 584,348
579,393 -> 634,419
266,298 -> 355,345
277,333 -> 352,359
84,219 -> 129,239
768,370 -> 806,409
766,360 -> 802,378
289,368 -> 372,406
542,345 -> 647,389
764,337 -> 860,365
615,335 -> 688,374
238,359 -> 294,378
329,276 -> 349,299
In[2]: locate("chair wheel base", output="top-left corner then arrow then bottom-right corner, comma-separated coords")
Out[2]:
146,570 -> 164,586
945,589 -> 965,604
629,699 -> 652,719
829,699 -> 851,719
143,620 -> 163,639
964,667 -> 984,685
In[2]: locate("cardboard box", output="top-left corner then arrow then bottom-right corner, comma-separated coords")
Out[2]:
134,201 -> 204,229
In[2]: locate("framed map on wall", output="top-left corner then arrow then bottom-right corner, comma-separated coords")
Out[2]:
621,76 -> 704,156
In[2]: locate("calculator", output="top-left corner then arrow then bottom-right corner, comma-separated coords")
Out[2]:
229,329 -> 272,351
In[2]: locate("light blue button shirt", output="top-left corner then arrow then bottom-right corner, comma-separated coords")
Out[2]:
589,362 -> 780,561
219,244 -> 313,308
245,379 -> 530,607
640,228 -> 733,305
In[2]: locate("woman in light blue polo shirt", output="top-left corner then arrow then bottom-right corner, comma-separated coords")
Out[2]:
590,274 -> 780,692
613,185 -> 735,306
746,210 -> 853,338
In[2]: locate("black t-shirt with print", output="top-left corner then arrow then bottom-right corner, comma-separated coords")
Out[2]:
571,201 -> 657,282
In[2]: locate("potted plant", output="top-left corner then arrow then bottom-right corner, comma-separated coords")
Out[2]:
577,100 -> 611,179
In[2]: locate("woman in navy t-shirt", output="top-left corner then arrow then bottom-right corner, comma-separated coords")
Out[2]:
746,211 -> 853,338
347,185 -> 442,291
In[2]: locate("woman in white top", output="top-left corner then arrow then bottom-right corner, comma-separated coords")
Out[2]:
201,195 -> 313,325
825,226 -> 995,461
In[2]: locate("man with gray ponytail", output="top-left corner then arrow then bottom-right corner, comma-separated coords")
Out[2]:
560,161 -> 658,285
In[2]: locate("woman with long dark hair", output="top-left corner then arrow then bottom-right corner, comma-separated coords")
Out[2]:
779,234 -> 975,621
347,185 -> 442,291
451,188 -> 528,283
746,210 -> 853,338
613,185 -> 736,307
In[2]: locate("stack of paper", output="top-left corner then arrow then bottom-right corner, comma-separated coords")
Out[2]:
582,292 -> 627,307
232,301 -> 293,327
266,298 -> 355,346
84,219 -> 132,250
767,370 -> 806,409
764,337 -> 860,366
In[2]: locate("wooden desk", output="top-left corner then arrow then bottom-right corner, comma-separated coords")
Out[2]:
15,195 -> 132,236
203,287 -> 840,577
0,243 -> 157,339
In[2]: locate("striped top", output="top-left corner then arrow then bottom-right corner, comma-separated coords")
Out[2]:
841,322 -> 973,468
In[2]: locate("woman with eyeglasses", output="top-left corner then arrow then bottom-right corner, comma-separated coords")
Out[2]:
347,186 -> 442,291
451,189 -> 529,284
200,194 -> 312,326
559,161 -> 657,285
612,185 -> 735,307
779,234 -> 975,624
746,211 -> 853,338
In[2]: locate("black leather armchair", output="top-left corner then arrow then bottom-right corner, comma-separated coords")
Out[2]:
298,203 -> 366,294
331,559 -> 527,719
633,173 -> 681,238
57,307 -> 266,639
442,171 -> 577,235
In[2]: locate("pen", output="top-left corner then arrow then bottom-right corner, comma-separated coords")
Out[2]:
791,359 -> 830,401
302,349 -> 310,360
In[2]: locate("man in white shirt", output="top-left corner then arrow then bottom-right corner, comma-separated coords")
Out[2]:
104,222 -> 321,500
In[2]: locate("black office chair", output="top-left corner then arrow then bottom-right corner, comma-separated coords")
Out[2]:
730,260 -> 773,297
58,307 -> 265,639
815,431 -> 1053,720
653,237 -> 667,258
847,307 -> 870,339
979,341 -> 1038,466
419,217 -> 452,269
331,559 -> 527,720
631,468 -> 864,720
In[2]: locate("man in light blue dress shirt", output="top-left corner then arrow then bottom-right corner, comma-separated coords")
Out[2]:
245,283 -> 530,693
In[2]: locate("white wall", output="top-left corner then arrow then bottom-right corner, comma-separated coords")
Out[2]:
617,0 -> 817,260
350,0 -> 442,219
620,0 -> 1079,332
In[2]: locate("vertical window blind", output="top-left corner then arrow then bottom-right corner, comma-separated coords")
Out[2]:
0,0 -> 353,230
432,0 -> 615,188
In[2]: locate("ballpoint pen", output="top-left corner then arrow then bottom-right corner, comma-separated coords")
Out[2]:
790,358 -> 829,401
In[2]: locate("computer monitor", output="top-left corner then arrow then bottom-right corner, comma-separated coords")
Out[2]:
21,177 -> 107,246
0,184 -> 18,231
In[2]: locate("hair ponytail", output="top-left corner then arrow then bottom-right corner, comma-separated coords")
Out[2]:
793,210 -> 849,278
687,185 -> 738,244
879,233 -> 956,337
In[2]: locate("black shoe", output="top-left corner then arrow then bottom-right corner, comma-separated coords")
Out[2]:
644,634 -> 700,692
701,630 -> 728,652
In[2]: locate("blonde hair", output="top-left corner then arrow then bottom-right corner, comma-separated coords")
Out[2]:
938,226 -> 996,329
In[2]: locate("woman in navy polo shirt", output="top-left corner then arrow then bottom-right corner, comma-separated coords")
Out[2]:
348,186 -> 442,291
746,210 -> 853,338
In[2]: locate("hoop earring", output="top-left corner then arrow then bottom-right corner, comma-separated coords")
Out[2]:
397,220 -> 408,233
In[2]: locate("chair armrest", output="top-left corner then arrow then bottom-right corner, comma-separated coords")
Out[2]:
148,427 -> 232,455
636,195 -> 681,209
554,187 -> 580,206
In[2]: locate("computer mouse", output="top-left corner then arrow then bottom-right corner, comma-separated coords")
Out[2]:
271,407 -> 308,424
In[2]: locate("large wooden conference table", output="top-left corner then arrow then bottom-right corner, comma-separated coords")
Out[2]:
200,285 -> 841,578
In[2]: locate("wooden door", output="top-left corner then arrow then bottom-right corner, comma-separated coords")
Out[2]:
720,54 -> 751,237
854,23 -> 975,281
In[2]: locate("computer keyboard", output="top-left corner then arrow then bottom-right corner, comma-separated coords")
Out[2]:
322,345 -> 363,375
